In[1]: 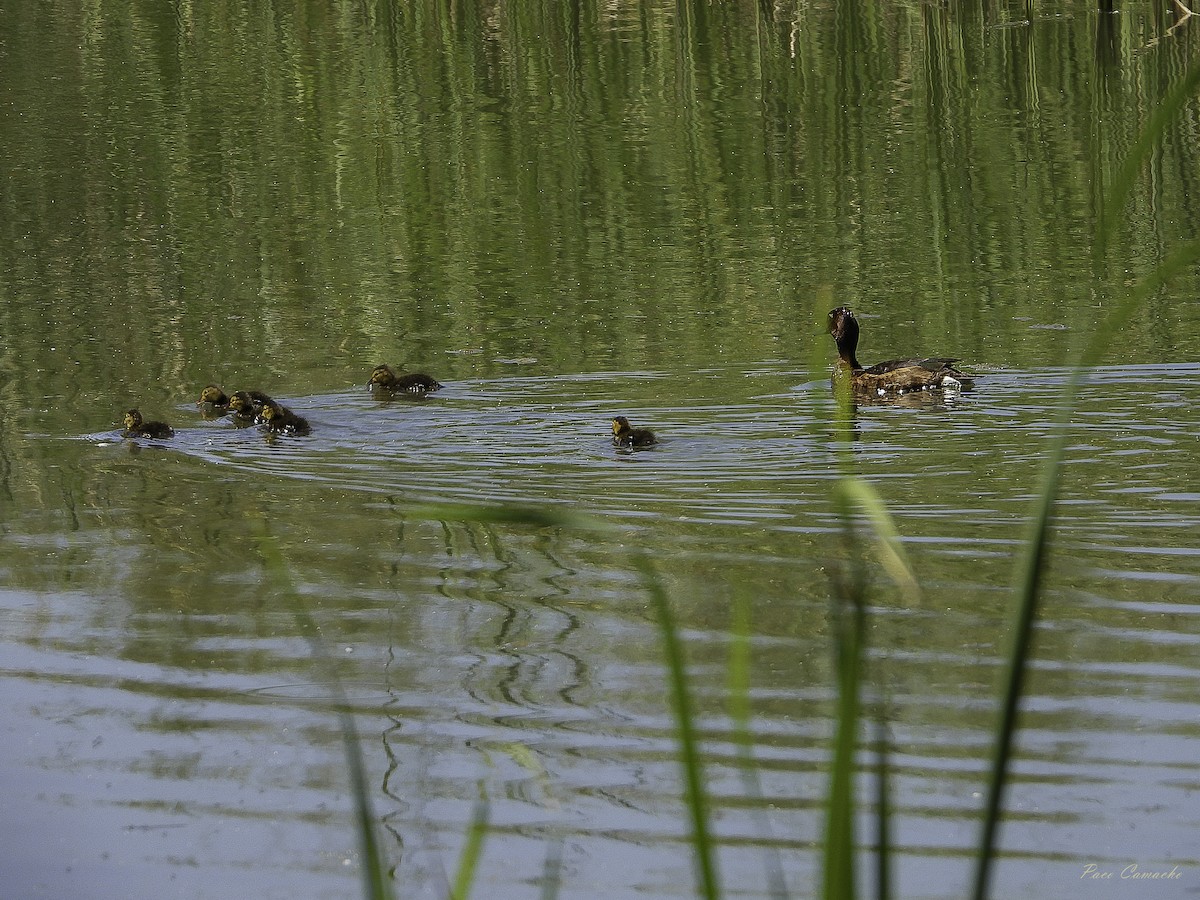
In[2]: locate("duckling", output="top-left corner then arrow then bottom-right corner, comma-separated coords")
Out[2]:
227,390 -> 274,424
612,416 -> 657,448
827,307 -> 973,396
123,408 -> 174,439
260,401 -> 311,436
196,384 -> 231,418
197,384 -> 230,408
369,363 -> 442,394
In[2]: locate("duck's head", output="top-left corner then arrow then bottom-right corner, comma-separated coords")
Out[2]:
123,409 -> 143,430
369,364 -> 396,388
827,307 -> 861,366
612,416 -> 632,437
260,402 -> 283,424
198,384 -> 228,406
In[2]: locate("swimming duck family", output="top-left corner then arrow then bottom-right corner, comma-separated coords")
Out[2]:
827,306 -> 971,395
126,336 -> 981,450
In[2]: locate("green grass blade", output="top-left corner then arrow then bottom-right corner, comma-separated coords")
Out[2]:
538,838 -> 565,900
251,526 -> 394,900
872,713 -> 892,900
450,798 -> 490,900
970,416 -> 1066,900
976,84 -> 1200,894
821,518 -> 866,900
635,553 -> 721,900
728,591 -> 789,900
338,709 -> 395,900
835,477 -> 920,606
1082,235 -> 1200,370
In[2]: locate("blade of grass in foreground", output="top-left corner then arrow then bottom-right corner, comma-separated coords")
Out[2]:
871,712 -> 893,900
816,295 -> 914,900
635,553 -> 721,900
974,147 -> 1200,900
728,589 -> 789,900
402,503 -> 717,896
538,838 -> 565,900
821,521 -> 866,900
450,798 -> 490,900
251,526 -> 394,900
824,476 -> 907,900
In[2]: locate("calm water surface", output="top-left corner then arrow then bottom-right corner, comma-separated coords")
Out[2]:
2,2 -> 1200,898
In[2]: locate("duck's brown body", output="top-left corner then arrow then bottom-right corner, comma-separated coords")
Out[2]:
612,416 -> 657,448
827,307 -> 971,395
123,408 -> 174,439
369,364 -> 441,394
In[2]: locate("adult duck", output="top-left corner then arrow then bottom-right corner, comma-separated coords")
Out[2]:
827,307 -> 972,395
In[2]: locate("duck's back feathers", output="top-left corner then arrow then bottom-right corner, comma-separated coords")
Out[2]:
860,356 -> 961,376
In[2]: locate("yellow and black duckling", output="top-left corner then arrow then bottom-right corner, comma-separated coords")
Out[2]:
369,363 -> 442,395
197,384 -> 230,408
123,408 -> 174,439
260,400 -> 311,436
612,416 -> 657,448
196,384 -> 231,418
827,306 -> 972,396
227,390 -> 274,424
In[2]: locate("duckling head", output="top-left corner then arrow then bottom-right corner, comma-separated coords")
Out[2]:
198,384 -> 228,406
228,391 -> 260,417
369,364 -> 396,388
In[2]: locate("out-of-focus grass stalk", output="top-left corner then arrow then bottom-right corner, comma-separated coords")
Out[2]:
251,526 -> 394,900
973,56 -> 1200,900
728,590 -> 789,899
636,552 -> 721,900
450,798 -> 490,900
811,293 -> 915,900
538,838 -> 564,900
